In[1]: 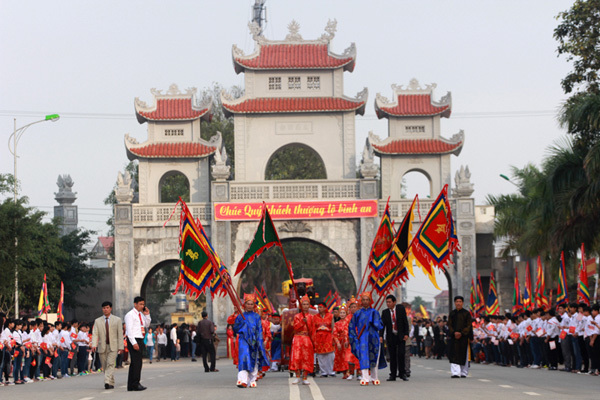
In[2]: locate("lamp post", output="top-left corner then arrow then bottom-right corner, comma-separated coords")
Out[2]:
7,114 -> 60,317
499,174 -> 518,188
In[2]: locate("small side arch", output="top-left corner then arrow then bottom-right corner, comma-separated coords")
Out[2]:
159,170 -> 190,203
401,168 -> 432,198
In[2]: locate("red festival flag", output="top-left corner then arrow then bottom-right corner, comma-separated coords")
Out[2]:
57,281 -> 64,322
411,185 -> 460,281
512,267 -> 523,315
523,262 -> 533,311
486,271 -> 499,315
535,257 -> 549,310
476,274 -> 486,315
556,252 -> 569,306
578,243 -> 591,306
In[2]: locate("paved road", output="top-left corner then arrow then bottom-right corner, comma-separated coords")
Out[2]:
2,357 -> 599,399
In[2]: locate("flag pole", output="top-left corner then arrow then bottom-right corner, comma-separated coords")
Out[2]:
263,203 -> 298,301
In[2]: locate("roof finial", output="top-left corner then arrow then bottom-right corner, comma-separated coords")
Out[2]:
286,20 -> 302,41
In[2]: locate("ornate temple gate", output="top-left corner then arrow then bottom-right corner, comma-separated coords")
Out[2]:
112,20 -> 477,326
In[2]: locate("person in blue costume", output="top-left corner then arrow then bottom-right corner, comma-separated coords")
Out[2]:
233,294 -> 269,388
269,313 -> 282,371
349,292 -> 386,385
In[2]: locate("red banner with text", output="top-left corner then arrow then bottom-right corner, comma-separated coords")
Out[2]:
214,200 -> 379,221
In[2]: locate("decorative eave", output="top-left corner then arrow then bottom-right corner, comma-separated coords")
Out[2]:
124,133 -> 219,160
232,19 -> 356,74
134,84 -> 212,123
375,79 -> 451,119
221,88 -> 368,117
368,130 -> 464,157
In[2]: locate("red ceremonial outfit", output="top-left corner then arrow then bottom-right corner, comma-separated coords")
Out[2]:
262,317 -> 272,353
227,313 -> 240,366
313,312 -> 334,354
290,312 -> 315,373
333,318 -> 349,372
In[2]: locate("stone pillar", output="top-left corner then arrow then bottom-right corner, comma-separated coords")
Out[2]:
113,171 -> 136,318
211,180 -> 232,332
54,174 -> 78,236
452,165 -> 476,300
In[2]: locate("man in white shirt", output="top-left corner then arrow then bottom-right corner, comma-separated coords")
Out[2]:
156,327 -> 167,361
170,323 -> 179,361
124,296 -> 151,391
557,304 -> 572,371
568,303 -> 583,372
59,323 -> 72,378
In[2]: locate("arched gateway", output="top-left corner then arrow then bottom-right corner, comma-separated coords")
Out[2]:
112,21 -> 477,328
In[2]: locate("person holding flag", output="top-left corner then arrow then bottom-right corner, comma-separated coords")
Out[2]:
349,292 -> 386,386
234,294 -> 269,388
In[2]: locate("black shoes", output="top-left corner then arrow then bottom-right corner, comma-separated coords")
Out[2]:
451,375 -> 460,378
104,384 -> 114,389
399,375 -> 409,381
386,377 -> 396,381
127,384 -> 147,391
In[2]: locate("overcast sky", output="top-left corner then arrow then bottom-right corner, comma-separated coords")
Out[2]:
0,1 -> 575,302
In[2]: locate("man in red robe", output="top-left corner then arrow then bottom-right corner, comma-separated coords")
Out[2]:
314,302 -> 335,377
290,296 -> 314,385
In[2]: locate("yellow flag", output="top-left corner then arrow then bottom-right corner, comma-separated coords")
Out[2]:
420,304 -> 429,319
37,287 -> 44,316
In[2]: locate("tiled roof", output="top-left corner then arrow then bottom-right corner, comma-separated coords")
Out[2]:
136,98 -> 210,122
98,236 -> 114,251
127,142 -> 216,159
233,43 -> 355,72
222,97 -> 365,115
372,138 -> 463,155
376,94 -> 451,118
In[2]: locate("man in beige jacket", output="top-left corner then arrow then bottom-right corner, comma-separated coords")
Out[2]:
92,301 -> 124,389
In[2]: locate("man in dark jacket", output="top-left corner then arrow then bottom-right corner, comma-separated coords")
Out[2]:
447,296 -> 473,378
380,295 -> 409,381
196,311 -> 218,373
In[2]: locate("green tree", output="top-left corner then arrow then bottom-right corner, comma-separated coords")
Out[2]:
265,144 -> 327,180
555,0 -> 600,94
411,296 -> 426,309
160,173 -> 190,203
0,193 -> 98,316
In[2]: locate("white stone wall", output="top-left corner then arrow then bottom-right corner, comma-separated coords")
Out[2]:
388,116 -> 437,139
247,70 -> 335,98
139,158 -> 210,203
233,112 -> 356,181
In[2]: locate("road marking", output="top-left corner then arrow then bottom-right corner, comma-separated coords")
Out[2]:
289,377 -> 300,400
425,367 -> 432,370
478,379 -> 491,382
306,377 -> 325,400
436,369 -> 444,372
119,385 -> 126,388
499,385 -> 513,388
158,374 -> 165,377
79,397 -> 94,400
524,393 -> 540,396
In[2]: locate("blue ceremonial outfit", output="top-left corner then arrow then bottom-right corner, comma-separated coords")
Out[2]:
349,307 -> 387,371
233,311 -> 269,380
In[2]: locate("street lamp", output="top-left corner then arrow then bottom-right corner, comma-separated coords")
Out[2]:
7,114 -> 60,317
499,174 -> 518,188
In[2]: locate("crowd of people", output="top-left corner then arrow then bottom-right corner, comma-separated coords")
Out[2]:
0,316 -> 101,385
3,296 -> 598,389
471,303 -> 600,375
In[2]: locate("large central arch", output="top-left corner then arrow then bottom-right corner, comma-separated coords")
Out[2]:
264,143 -> 327,180
237,238 -> 356,309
